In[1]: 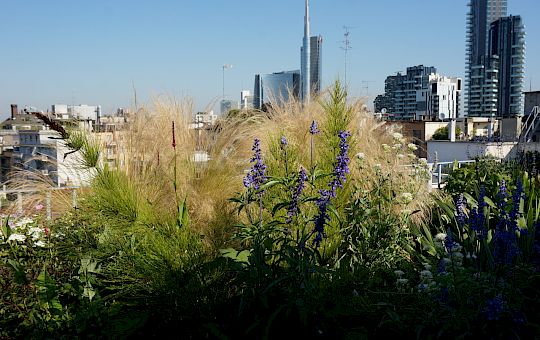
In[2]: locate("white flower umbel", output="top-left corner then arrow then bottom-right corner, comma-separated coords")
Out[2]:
394,270 -> 405,277
28,227 -> 43,240
420,270 -> 433,279
407,143 -> 418,151
356,152 -> 365,160
435,233 -> 447,241
393,132 -> 403,140
34,240 -> 46,247
8,233 -> 26,242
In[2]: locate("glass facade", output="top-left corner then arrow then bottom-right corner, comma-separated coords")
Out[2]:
253,71 -> 300,110
465,0 -> 520,117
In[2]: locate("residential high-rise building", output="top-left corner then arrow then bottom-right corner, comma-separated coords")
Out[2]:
489,15 -> 525,116
464,0 -> 526,117
465,0 -> 507,69
374,75 -> 399,113
253,71 -> 301,110
300,0 -> 311,104
389,65 -> 437,120
374,66 -> 461,121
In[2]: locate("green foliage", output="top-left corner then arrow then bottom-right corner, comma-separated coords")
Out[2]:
445,158 -> 522,198
66,130 -> 101,168
431,125 -> 462,140
4,84 -> 540,338
340,186 -> 415,273
321,79 -> 354,174
90,168 -> 139,222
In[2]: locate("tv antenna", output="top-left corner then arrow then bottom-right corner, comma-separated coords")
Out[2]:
341,26 -> 354,88
361,80 -> 374,97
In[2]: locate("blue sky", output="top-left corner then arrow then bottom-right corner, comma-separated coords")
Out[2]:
1,0 -> 539,118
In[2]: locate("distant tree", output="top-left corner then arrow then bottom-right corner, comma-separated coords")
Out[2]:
431,125 -> 461,140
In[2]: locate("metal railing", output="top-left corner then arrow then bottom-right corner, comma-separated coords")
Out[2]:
0,185 -> 80,220
519,106 -> 540,143
428,160 -> 477,189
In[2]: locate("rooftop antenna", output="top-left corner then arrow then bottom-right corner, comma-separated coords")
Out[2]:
361,80 -> 374,97
341,26 -> 354,89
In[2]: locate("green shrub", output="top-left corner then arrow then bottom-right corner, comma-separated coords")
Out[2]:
431,125 -> 461,140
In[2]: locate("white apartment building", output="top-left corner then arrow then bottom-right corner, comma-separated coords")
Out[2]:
416,74 -> 462,121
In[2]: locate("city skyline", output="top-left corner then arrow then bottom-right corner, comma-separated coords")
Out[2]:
1,0 -> 539,118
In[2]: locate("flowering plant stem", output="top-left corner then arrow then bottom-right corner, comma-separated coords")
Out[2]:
172,121 -> 182,227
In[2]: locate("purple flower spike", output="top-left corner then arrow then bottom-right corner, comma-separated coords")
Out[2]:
286,168 -> 308,224
311,130 -> 351,247
280,136 -> 288,147
328,130 -> 351,198
455,194 -> 467,228
313,189 -> 331,247
309,120 -> 320,135
243,138 -> 267,194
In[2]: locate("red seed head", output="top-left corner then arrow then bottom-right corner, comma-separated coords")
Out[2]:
172,121 -> 176,148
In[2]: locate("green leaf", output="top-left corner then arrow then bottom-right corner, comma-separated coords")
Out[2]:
483,196 -> 497,209
220,248 -> 251,264
8,259 -> 27,284
259,180 -> 281,191
1,216 -> 11,239
272,201 -> 291,216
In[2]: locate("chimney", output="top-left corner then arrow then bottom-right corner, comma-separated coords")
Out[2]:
10,104 -> 17,119
449,118 -> 456,142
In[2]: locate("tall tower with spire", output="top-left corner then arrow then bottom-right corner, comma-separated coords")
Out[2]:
301,0 -> 311,104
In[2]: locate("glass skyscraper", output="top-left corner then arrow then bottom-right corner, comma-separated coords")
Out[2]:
253,71 -> 301,110
300,35 -> 323,97
465,0 -> 525,117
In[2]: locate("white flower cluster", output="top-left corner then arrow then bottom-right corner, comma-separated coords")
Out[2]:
392,132 -> 404,141
394,270 -> 409,289
7,233 -> 26,242
1,216 -> 48,248
418,262 -> 436,292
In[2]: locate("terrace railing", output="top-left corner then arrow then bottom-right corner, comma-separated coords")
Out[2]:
519,106 -> 540,143
0,185 -> 80,220
428,160 -> 477,189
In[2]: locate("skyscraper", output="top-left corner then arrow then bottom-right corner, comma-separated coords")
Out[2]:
310,35 -> 323,95
489,15 -> 526,116
464,0 -> 528,117
300,0 -> 310,104
253,71 -> 301,110
465,0 -> 507,69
